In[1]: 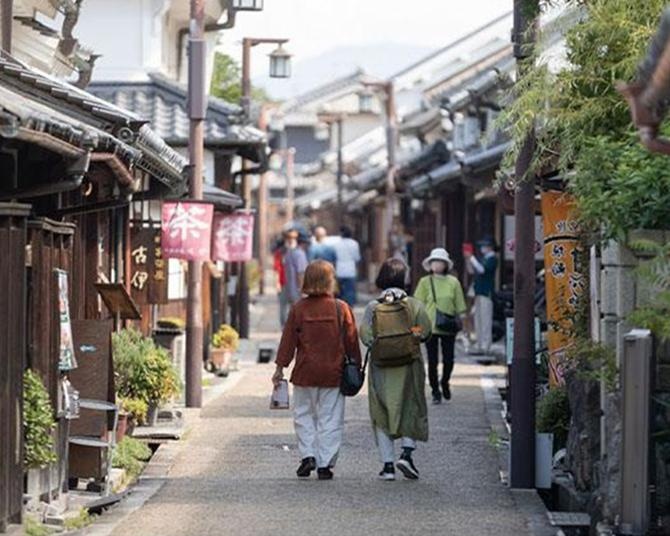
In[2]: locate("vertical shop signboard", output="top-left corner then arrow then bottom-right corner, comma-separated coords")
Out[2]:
541,191 -> 585,386
130,227 -> 168,305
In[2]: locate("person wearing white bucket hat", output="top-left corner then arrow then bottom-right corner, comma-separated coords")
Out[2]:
414,248 -> 467,404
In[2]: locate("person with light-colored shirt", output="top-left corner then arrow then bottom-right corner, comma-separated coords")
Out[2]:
330,226 -> 361,306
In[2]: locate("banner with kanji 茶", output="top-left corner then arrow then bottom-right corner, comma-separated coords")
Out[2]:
211,212 -> 255,262
161,202 -> 214,261
541,191 -> 585,386
130,226 -> 168,304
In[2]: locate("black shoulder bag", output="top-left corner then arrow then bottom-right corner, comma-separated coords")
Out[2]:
429,276 -> 462,335
336,300 -> 367,396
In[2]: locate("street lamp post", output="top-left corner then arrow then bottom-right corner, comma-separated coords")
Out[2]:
237,37 -> 291,339
363,80 -> 397,261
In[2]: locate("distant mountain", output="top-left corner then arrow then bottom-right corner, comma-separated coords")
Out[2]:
255,43 -> 433,101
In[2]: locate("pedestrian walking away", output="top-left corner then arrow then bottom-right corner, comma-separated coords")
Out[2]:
414,248 -> 467,404
332,226 -> 361,306
283,229 -> 309,308
466,237 -> 498,355
308,225 -> 337,265
360,258 -> 432,481
273,260 -> 362,480
272,236 -> 289,327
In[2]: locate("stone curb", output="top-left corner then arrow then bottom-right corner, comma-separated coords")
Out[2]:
479,372 -> 557,536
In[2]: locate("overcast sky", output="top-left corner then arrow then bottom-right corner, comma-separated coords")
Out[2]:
219,0 -> 512,97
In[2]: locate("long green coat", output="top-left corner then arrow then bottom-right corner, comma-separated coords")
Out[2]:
360,289 -> 432,441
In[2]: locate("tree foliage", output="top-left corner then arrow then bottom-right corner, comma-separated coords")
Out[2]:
23,369 -> 57,469
210,52 -> 270,105
500,0 -> 669,238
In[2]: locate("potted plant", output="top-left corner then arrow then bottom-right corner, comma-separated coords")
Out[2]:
116,397 -> 148,440
208,324 -> 240,377
23,369 -> 57,500
113,329 -> 181,427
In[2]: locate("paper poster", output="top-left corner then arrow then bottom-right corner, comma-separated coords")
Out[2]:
56,269 -> 77,371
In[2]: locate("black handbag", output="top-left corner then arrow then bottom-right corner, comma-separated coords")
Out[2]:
429,276 -> 462,335
336,301 -> 367,396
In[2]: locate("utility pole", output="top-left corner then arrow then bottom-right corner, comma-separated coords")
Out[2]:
510,0 -> 538,489
1,0 -> 12,53
185,0 -> 206,408
384,81 -> 397,259
286,147 -> 295,223
336,116 -> 344,227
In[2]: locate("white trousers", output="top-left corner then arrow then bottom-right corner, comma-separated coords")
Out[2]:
293,386 -> 345,469
474,295 -> 493,353
375,427 -> 416,464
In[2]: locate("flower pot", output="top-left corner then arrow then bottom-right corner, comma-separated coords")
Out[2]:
209,348 -> 232,377
116,412 -> 129,443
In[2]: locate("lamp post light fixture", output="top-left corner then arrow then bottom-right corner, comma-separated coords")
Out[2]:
269,44 -> 292,78
231,0 -> 264,11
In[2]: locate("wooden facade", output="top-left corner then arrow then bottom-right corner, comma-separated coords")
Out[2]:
0,203 -> 30,532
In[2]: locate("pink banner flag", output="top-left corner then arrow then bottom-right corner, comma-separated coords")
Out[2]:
161,202 -> 214,261
212,212 -> 255,262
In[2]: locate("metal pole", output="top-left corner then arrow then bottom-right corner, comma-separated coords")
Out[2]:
384,81 -> 397,259
1,0 -> 12,53
510,0 -> 538,489
241,38 -> 252,119
336,117 -> 344,227
238,38 -> 252,339
186,0 -> 205,408
257,107 -> 270,296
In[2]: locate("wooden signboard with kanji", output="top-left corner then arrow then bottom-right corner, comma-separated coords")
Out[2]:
130,226 -> 168,305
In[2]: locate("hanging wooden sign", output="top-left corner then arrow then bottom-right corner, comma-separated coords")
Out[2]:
130,227 -> 168,305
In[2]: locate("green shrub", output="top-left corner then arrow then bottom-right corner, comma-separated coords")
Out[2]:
112,329 -> 180,406
118,396 -> 149,426
112,437 -> 152,480
23,369 -> 57,469
537,385 -> 571,451
212,324 -> 240,352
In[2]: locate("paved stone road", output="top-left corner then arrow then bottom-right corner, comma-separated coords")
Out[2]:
110,295 -> 531,536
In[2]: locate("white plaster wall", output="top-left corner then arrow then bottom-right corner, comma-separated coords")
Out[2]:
77,0 -> 148,81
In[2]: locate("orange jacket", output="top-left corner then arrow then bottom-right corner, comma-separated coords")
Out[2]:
276,296 -> 362,387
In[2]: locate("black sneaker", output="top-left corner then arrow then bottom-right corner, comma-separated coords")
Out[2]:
432,392 -> 442,405
378,462 -> 395,481
296,457 -> 316,478
396,454 -> 419,480
317,467 -> 334,480
442,381 -> 451,401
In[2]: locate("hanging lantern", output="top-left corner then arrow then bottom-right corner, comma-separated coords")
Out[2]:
231,0 -> 264,11
269,45 -> 292,78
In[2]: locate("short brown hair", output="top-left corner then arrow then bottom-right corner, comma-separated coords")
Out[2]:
302,260 -> 336,296
375,258 -> 407,290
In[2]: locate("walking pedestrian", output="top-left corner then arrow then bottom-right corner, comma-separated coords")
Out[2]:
466,237 -> 498,355
283,229 -> 309,307
273,260 -> 362,480
332,226 -> 361,306
360,258 -> 432,481
308,226 -> 336,265
414,248 -> 467,404
272,237 -> 289,327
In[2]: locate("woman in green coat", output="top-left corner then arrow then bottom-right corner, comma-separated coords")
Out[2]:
414,248 -> 467,404
360,259 -> 432,481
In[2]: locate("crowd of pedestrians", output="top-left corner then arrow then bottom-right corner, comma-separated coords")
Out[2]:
271,224 -> 498,481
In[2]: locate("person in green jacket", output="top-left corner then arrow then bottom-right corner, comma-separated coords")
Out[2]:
414,248 -> 467,404
360,258 -> 432,481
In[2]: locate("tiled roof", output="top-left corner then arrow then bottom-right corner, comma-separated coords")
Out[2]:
89,74 -> 242,147
282,68 -> 367,113
0,56 -> 187,193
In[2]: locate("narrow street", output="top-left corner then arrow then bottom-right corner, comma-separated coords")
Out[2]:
107,295 -> 529,536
